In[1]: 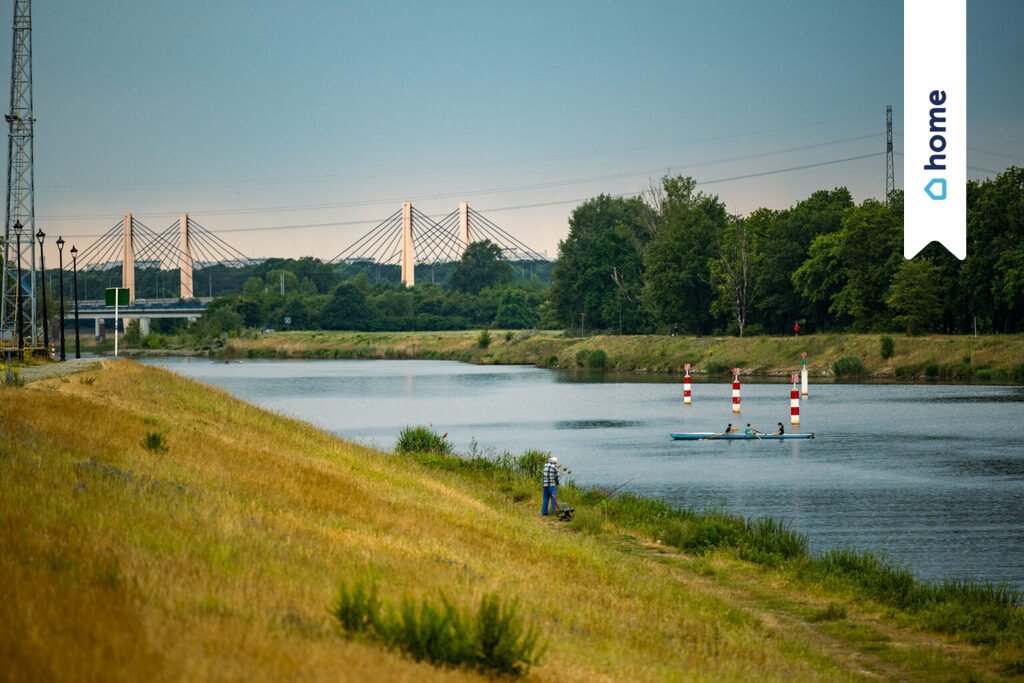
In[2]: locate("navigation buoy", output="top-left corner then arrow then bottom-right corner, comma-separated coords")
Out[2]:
790,373 -> 801,425
683,363 -> 692,405
801,352 -> 809,397
732,368 -> 741,413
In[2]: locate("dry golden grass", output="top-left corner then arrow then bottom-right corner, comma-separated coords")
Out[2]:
0,360 -> 1009,681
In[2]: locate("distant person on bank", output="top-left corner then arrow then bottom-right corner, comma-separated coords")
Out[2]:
541,455 -> 560,516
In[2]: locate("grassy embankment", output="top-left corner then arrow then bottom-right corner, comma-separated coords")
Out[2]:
2,360 -> 1021,680
217,330 -> 1024,381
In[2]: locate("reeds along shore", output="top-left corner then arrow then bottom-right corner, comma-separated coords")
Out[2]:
1,360 -> 1021,681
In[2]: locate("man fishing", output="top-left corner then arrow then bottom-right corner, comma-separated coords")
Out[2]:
541,454 -> 560,516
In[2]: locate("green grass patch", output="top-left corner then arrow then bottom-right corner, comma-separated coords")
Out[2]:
832,356 -> 867,378
394,426 -> 453,455
334,576 -> 543,676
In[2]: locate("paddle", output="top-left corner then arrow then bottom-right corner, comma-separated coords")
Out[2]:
703,430 -> 730,441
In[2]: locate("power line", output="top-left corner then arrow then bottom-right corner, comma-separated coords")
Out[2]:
38,132 -> 883,222
38,112 -> 881,192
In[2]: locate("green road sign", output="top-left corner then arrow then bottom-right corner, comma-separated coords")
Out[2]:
105,288 -> 130,306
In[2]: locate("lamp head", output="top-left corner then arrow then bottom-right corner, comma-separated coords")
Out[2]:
12,220 -> 22,236
56,236 -> 65,251
36,228 -> 45,244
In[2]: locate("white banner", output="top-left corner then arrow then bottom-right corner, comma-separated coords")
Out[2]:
904,0 -> 966,259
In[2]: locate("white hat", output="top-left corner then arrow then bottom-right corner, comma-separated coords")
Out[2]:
549,455 -> 558,463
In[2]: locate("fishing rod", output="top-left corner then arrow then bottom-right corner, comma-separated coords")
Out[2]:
607,474 -> 639,496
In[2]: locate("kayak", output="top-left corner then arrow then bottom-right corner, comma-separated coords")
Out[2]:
670,432 -> 815,440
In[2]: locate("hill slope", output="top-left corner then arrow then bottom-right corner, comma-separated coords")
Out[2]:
0,361 -> 1014,681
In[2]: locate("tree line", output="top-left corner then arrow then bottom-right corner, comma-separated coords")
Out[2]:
53,165 -> 1022,339
551,167 -> 1024,335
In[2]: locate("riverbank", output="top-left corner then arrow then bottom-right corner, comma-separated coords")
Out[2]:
2,360 -> 1020,680
214,330 -> 1024,381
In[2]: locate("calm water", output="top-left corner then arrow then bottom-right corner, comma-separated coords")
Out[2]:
147,358 -> 1024,590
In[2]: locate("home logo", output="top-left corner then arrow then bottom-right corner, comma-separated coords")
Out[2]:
904,0 -> 965,259
923,90 -> 949,201
925,178 -> 946,201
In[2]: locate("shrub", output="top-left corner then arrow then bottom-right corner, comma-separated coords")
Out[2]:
335,575 -> 382,634
476,329 -> 491,349
515,450 -> 548,478
739,517 -> 808,565
395,426 -> 453,455
333,578 -> 543,676
879,335 -> 895,360
894,364 -> 922,378
141,431 -> 168,453
925,363 -> 940,379
832,356 -> 867,377
573,349 -> 608,368
1013,363 -> 1024,384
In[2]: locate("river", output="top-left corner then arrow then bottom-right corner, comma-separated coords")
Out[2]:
147,357 -> 1024,590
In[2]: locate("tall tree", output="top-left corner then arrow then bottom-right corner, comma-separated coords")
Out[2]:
886,258 -> 943,335
550,194 -> 652,332
643,177 -> 727,335
962,167 -> 1024,332
829,199 -> 903,330
448,240 -> 513,294
752,188 -> 853,332
709,215 -> 757,336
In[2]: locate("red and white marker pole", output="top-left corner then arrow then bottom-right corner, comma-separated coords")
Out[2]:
683,363 -> 692,406
732,368 -> 741,413
801,352 -> 809,397
790,373 -> 801,425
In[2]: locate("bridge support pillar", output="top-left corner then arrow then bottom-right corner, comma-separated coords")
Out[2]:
139,317 -> 151,337
179,213 -> 193,300
401,201 -> 415,288
95,318 -> 105,341
459,201 -> 471,255
122,213 -> 135,303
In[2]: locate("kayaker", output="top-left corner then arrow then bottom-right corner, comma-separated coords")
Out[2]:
775,422 -> 785,435
745,423 -> 763,436
725,423 -> 737,434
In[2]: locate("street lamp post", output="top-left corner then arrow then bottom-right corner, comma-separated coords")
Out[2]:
57,236 -> 66,361
13,221 -> 24,351
71,245 -> 80,359
36,229 -> 49,352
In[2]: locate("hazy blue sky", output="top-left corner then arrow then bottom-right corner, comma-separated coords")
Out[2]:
15,0 -> 1024,259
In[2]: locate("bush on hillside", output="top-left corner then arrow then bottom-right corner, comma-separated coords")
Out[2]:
395,426 -> 453,455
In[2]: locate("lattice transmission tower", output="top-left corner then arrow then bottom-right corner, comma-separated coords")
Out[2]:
885,104 -> 895,200
1,0 -> 35,344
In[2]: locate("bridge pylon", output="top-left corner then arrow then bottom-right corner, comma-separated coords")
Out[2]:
122,213 -> 136,303
458,201 -> 472,256
179,213 -> 193,299
401,201 -> 415,287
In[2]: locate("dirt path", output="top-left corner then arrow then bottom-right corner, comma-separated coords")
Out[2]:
11,357 -> 103,383
618,536 -> 1008,682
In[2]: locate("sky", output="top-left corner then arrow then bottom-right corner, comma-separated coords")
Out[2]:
13,0 -> 1024,262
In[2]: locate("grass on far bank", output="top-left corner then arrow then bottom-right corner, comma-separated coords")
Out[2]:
4,361 -> 1021,680
206,329 -> 1024,382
